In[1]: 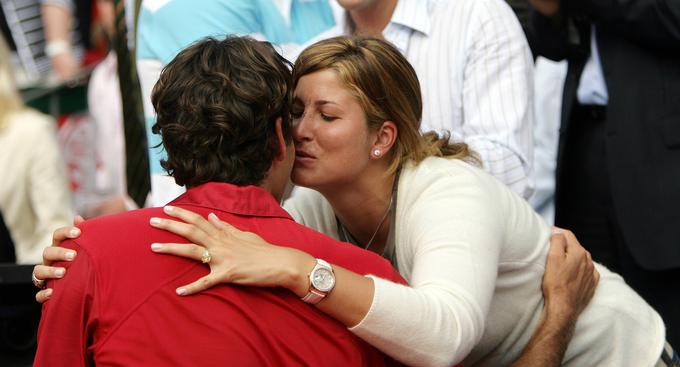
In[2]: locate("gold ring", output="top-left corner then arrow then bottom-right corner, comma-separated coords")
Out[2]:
200,249 -> 211,264
32,272 -> 46,289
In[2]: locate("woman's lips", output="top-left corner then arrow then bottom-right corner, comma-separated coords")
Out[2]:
294,149 -> 316,165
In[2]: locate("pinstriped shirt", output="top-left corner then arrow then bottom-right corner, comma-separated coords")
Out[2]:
300,0 -> 535,198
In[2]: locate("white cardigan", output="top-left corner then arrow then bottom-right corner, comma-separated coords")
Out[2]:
0,110 -> 73,264
284,157 -> 664,367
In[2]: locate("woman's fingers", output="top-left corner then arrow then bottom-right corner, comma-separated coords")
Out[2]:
44,246 -> 77,262
51,226 -> 81,247
176,274 -> 220,296
150,217 -> 211,245
36,289 -> 53,303
151,242 -> 207,260
33,264 -> 66,280
163,206 -> 221,238
207,213 -> 238,234
42,242 -> 77,267
73,215 -> 85,225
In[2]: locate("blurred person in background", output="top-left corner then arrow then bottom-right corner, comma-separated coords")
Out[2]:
41,0 -> 83,81
528,0 -> 680,349
0,36 -> 73,264
41,0 -> 129,81
85,0 -> 137,217
41,0 -> 137,218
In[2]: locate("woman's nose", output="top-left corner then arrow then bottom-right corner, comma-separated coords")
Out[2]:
292,113 -> 313,142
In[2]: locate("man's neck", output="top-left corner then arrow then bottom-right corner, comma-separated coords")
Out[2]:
348,0 -> 398,36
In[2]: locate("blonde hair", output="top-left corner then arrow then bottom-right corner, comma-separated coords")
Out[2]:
292,36 -> 478,174
0,36 -> 25,129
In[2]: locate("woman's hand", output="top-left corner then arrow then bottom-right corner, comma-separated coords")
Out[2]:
33,216 -> 85,303
149,206 -> 316,297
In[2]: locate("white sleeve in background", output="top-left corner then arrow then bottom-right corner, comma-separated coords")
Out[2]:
88,53 -> 127,199
460,0 -> 535,199
529,57 -> 568,225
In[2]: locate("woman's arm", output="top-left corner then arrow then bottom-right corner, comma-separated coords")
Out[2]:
41,1 -> 79,80
149,206 -> 378,327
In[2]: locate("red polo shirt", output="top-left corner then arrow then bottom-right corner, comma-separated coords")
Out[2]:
34,183 -> 408,366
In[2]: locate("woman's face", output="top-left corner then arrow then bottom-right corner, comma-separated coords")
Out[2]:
291,69 -> 375,190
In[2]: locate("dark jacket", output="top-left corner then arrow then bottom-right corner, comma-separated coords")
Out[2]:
528,0 -> 680,270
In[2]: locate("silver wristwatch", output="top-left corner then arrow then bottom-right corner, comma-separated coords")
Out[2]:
301,259 -> 335,304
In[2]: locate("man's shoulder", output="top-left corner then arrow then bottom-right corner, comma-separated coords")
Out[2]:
71,207 -> 165,257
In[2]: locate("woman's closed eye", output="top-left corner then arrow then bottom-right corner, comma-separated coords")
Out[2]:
320,113 -> 337,122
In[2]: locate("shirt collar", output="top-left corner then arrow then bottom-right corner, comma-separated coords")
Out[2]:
335,0 -> 432,37
169,182 -> 293,220
388,0 -> 432,36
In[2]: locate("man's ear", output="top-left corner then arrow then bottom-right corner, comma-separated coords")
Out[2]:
273,117 -> 288,162
370,121 -> 398,159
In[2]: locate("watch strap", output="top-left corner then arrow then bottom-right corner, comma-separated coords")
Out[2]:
300,288 -> 326,304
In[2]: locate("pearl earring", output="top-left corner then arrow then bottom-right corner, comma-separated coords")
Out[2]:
373,149 -> 382,157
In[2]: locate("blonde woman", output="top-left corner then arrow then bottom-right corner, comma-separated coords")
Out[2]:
34,36 -> 673,366
0,37 -> 73,264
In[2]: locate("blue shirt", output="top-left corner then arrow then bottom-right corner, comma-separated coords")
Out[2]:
137,0 -> 334,64
577,26 -> 609,106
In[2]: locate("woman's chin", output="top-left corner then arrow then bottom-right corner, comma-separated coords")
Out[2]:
291,169 -> 323,190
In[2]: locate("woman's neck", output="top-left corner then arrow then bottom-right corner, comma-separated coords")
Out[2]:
318,166 -> 396,251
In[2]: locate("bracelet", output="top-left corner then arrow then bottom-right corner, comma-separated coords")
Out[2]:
45,40 -> 71,57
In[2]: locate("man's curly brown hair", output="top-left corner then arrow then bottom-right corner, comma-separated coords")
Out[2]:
151,36 -> 292,188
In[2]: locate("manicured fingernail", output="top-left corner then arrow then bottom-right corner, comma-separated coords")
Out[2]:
55,268 -> 65,277
151,243 -> 162,251
176,287 -> 186,296
150,217 -> 162,226
208,213 -> 218,220
164,206 -> 174,214
69,228 -> 80,237
65,251 -> 76,260
552,228 -> 563,234
44,289 -> 53,298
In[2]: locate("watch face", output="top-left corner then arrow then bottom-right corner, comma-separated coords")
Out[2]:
311,268 -> 335,292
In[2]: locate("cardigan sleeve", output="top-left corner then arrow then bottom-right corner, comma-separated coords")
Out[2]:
349,163 -> 507,367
